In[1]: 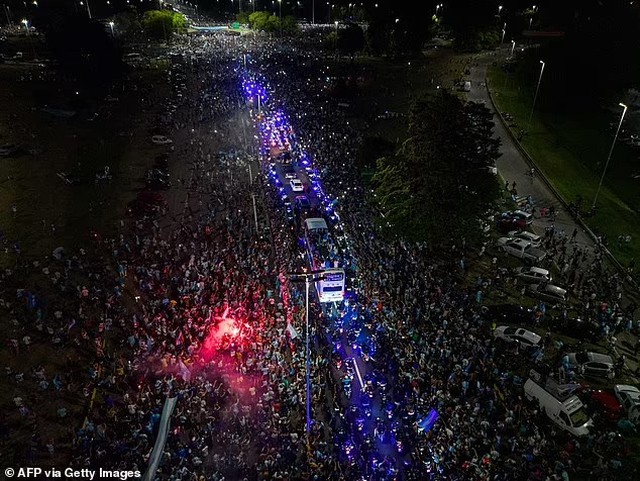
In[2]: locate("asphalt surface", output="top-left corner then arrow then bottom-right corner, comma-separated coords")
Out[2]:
466,49 -> 640,380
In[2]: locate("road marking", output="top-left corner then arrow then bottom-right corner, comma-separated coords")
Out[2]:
352,357 -> 364,389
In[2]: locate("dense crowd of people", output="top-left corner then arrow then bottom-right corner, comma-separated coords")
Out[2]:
1,28 -> 638,481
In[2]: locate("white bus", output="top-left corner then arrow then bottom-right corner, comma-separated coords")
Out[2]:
303,218 -> 345,303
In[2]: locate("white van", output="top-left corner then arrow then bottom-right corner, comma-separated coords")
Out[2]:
524,370 -> 593,436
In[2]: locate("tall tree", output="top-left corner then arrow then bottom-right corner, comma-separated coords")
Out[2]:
373,91 -> 501,245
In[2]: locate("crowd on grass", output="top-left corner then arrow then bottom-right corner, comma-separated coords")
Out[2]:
1,30 -> 639,481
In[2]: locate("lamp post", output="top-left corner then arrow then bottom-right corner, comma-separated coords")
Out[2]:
510,39 -> 515,57
527,60 -> 545,131
592,103 -> 628,210
109,21 -> 114,36
81,0 -> 91,19
312,0 -> 315,24
501,23 -> 506,43
289,269 -> 326,450
278,0 -> 282,35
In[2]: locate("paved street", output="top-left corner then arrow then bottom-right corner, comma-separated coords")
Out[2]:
467,50 -> 639,378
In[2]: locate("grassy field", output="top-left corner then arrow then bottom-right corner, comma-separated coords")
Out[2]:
0,63 -> 169,266
487,66 -> 640,267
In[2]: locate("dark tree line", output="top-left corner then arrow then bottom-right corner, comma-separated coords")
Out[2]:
372,92 -> 501,245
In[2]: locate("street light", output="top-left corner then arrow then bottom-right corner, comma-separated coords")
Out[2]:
510,39 -> 515,57
592,103 -> 628,210
527,60 -> 545,130
501,22 -> 506,43
278,0 -> 282,35
289,269 -> 326,450
109,21 -> 114,36
498,5 -> 502,14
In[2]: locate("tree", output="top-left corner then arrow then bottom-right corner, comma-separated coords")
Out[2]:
142,10 -> 186,40
236,11 -> 250,25
113,9 -> 143,42
281,15 -> 299,35
365,19 -> 390,56
248,11 -> 280,33
337,22 -> 365,56
372,91 -> 501,245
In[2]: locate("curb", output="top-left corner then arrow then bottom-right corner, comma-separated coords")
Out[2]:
484,77 -> 638,292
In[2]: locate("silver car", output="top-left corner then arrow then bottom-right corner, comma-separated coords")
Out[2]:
526,283 -> 567,303
567,352 -> 615,379
514,266 -> 552,284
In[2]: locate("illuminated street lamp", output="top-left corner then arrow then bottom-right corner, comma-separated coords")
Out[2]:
527,60 -> 545,130
501,22 -> 506,43
109,21 -> 114,36
592,103 -> 628,210
510,39 -> 515,57
21,18 -> 28,29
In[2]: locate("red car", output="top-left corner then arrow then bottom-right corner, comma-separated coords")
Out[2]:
496,217 -> 527,234
581,389 -> 623,423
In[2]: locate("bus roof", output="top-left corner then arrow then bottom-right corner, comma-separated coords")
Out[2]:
305,218 -> 328,231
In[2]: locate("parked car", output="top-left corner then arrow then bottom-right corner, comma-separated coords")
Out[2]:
579,389 -> 623,423
496,217 -> 527,234
566,352 -> 615,379
494,326 -> 542,351
549,315 -> 599,342
290,178 -> 304,192
614,385 -> 640,422
502,210 -> 533,225
151,135 -> 172,145
514,266 -> 552,284
496,237 -> 546,264
526,283 -> 567,303
481,304 -> 535,325
508,230 -> 542,247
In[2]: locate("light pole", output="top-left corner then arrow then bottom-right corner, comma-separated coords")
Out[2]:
278,0 -> 282,35
109,21 -> 114,36
592,103 -> 628,210
501,22 -> 506,43
334,20 -> 338,34
510,39 -> 515,57
527,60 -> 545,131
312,0 -> 315,24
252,0 -> 255,12
289,269 -> 326,450
80,0 -> 91,19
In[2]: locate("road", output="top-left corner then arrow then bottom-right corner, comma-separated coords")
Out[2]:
466,49 -> 639,379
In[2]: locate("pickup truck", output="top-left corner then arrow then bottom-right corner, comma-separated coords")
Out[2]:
496,237 -> 546,264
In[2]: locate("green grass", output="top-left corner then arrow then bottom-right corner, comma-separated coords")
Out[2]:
488,66 -> 640,267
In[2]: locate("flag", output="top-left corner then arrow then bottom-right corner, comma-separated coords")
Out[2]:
286,322 -> 299,340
